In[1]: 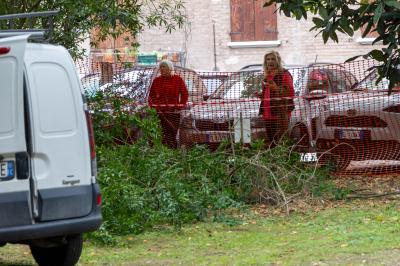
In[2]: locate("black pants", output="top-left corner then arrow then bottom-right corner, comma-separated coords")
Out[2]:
158,112 -> 180,148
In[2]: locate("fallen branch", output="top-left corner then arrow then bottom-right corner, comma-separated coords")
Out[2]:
346,191 -> 400,199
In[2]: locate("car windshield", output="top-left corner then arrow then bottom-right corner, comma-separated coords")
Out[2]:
210,71 -> 263,99
352,70 -> 389,91
82,67 -> 155,103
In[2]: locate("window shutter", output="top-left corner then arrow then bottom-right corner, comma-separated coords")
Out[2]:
230,0 -> 277,42
230,0 -> 255,42
254,0 -> 277,40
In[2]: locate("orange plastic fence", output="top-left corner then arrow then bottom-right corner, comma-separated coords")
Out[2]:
77,59 -> 400,175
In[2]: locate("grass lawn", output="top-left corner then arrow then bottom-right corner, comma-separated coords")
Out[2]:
1,198 -> 400,265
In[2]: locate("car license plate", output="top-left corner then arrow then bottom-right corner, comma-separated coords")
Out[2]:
300,152 -> 318,162
338,129 -> 364,140
0,161 -> 14,180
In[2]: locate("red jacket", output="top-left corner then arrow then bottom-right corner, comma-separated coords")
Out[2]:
148,75 -> 189,112
261,70 -> 294,120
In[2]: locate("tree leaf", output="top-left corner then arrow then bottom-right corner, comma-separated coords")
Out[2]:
369,50 -> 385,61
319,6 -> 328,20
330,30 -> 339,43
385,1 -> 400,10
322,31 -> 329,43
312,17 -> 325,27
339,18 -> 354,36
373,3 -> 383,24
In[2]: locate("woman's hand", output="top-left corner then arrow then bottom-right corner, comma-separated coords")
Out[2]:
267,80 -> 278,92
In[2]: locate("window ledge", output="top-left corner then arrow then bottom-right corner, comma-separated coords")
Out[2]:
356,37 -> 379,45
227,40 -> 281,48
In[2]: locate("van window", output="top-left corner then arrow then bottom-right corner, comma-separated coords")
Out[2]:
31,63 -> 77,134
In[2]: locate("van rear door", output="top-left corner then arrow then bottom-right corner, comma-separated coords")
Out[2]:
0,35 -> 31,227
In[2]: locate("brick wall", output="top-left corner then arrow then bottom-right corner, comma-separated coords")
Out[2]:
137,0 -> 383,71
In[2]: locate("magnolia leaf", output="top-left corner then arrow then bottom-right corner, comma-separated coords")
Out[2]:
373,3 -> 383,24
369,50 -> 385,61
385,1 -> 400,9
319,6 -> 328,20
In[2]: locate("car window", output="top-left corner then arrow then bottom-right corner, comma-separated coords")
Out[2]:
211,72 -> 263,99
175,70 -> 207,103
353,70 -> 389,91
327,69 -> 358,93
226,81 -> 245,99
202,77 -> 225,95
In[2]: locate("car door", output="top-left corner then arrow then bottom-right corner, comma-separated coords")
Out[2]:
0,35 -> 32,228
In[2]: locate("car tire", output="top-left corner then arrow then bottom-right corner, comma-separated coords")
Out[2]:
318,144 -> 355,171
320,152 -> 352,171
289,125 -> 310,152
30,234 -> 83,266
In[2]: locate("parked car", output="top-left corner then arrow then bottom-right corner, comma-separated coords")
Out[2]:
179,63 -> 359,151
314,69 -> 400,169
288,64 -> 359,153
81,65 -> 208,144
82,65 -> 207,107
178,71 -> 266,147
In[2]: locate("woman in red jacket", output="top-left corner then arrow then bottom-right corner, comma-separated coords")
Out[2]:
259,51 -> 295,146
148,60 -> 189,148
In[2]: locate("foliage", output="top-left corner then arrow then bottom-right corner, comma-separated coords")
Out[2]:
265,0 -> 400,92
94,140 -> 334,239
0,0 -> 186,58
84,84 -> 338,241
86,88 -> 334,240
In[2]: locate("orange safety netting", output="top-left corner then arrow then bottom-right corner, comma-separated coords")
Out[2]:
76,59 -> 400,175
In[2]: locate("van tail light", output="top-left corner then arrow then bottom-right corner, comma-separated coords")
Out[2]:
0,47 -> 10,55
96,194 -> 102,206
85,110 -> 97,177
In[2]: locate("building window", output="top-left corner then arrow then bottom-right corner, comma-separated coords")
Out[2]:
230,0 -> 277,42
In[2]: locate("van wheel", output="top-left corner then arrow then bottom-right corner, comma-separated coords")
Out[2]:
30,234 -> 83,266
289,125 -> 310,152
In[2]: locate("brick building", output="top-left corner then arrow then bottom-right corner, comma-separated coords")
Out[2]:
92,0 -> 382,71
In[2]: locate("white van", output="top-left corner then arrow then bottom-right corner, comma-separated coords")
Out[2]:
0,34 -> 102,265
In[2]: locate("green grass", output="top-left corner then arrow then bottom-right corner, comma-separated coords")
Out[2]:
3,200 -> 400,265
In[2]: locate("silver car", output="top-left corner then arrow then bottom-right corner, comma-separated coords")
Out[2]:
315,69 -> 400,169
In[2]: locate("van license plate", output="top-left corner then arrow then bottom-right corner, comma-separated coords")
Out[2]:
0,161 -> 14,179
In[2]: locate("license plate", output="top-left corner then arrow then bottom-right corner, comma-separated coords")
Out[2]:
300,152 -> 318,162
338,129 -> 364,140
0,161 -> 14,180
208,132 -> 230,143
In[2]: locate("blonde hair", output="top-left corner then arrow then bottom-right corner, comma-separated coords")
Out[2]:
159,59 -> 174,71
263,51 -> 284,72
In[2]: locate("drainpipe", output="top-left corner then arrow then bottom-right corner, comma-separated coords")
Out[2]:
212,20 -> 219,71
